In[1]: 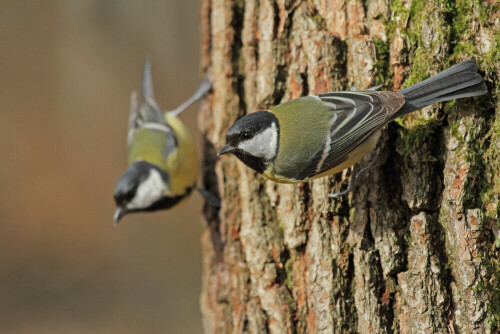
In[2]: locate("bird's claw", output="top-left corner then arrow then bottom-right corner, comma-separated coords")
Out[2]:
328,164 -> 372,198
197,187 -> 221,208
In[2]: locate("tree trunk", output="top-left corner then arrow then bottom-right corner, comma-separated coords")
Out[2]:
198,0 -> 500,333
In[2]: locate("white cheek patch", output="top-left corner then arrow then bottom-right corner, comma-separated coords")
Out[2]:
127,169 -> 166,210
237,122 -> 278,160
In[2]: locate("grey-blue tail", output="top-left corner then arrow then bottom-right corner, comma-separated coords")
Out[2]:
391,59 -> 487,120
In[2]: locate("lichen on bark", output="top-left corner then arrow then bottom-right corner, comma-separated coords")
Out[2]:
198,0 -> 500,333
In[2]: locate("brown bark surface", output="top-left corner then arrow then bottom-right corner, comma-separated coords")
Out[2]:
198,1 -> 500,333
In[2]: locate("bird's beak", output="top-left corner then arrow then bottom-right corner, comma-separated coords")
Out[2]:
113,207 -> 126,225
217,144 -> 235,156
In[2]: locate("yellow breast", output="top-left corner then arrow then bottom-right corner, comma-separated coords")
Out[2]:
163,112 -> 198,197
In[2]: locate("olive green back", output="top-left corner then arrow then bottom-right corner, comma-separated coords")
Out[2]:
128,129 -> 167,169
270,96 -> 333,179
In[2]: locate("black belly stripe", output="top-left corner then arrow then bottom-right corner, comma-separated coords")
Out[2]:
145,186 -> 194,212
233,151 -> 266,174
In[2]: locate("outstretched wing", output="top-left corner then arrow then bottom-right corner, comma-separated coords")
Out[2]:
127,90 -> 140,147
127,57 -> 177,158
297,91 -> 405,180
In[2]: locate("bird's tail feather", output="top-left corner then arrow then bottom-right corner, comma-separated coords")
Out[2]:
392,59 -> 487,120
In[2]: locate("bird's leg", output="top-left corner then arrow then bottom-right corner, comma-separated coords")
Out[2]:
366,84 -> 383,91
350,84 -> 383,92
197,187 -> 221,208
169,77 -> 213,116
328,163 -> 372,199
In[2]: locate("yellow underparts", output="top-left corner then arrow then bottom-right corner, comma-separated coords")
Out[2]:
262,130 -> 381,184
163,112 -> 198,197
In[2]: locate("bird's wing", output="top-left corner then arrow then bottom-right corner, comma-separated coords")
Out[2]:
127,90 -> 140,148
296,91 -> 405,180
127,57 -> 177,157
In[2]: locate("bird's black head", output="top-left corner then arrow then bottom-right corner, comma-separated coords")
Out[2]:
218,111 -> 279,174
113,161 -> 170,223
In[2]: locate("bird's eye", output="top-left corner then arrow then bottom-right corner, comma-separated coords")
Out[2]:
241,132 -> 253,140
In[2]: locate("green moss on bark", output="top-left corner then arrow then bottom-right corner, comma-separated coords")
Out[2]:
373,38 -> 391,86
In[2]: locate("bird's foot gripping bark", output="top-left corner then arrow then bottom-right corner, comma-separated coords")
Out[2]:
350,84 -> 383,91
328,163 -> 372,199
197,187 -> 221,208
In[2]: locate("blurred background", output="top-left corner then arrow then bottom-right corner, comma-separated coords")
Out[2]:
0,1 -> 204,333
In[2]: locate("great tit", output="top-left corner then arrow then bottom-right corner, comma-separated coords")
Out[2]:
113,57 -> 211,223
218,60 -> 487,189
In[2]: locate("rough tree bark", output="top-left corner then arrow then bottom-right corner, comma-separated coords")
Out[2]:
197,0 -> 500,333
